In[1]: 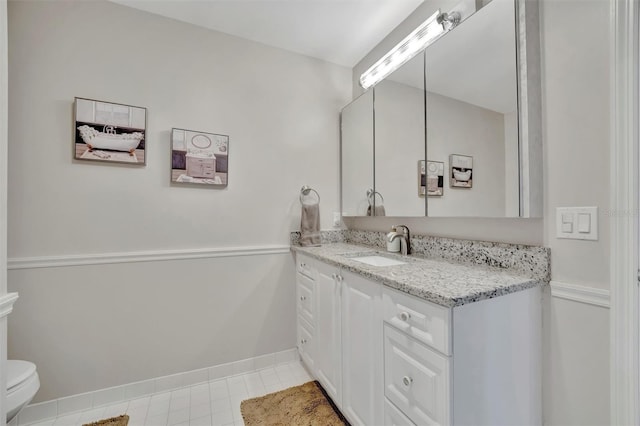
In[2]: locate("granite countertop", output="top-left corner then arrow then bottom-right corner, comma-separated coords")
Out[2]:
291,242 -> 544,308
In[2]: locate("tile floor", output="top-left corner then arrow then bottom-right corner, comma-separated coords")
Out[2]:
23,361 -> 313,426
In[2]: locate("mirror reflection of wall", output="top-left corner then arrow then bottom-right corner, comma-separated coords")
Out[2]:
374,52 -> 426,217
425,0 -> 519,217
341,90 -> 374,216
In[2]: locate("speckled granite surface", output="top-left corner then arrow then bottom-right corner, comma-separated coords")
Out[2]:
289,230 -> 550,307
289,230 -> 346,246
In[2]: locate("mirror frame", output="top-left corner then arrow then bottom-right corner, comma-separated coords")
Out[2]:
515,0 -> 542,218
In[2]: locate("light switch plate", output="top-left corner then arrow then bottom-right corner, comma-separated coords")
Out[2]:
556,207 -> 598,240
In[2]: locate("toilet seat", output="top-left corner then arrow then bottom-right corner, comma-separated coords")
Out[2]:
7,360 -> 37,392
6,360 -> 40,422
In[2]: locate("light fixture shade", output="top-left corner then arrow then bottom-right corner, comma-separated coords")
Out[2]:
359,9 -> 445,90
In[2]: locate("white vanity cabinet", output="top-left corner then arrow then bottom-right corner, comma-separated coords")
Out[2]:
294,252 -> 541,426
295,254 -> 383,426
340,269 -> 383,426
314,260 -> 342,405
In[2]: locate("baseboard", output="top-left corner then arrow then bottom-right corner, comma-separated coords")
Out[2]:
550,281 -> 610,308
7,245 -> 291,270
16,348 -> 299,426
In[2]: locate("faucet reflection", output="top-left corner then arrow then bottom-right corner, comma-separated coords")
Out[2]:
389,225 -> 411,255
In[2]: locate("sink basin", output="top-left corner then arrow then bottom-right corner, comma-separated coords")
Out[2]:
349,255 -> 406,267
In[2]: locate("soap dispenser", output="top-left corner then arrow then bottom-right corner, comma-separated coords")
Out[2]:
386,228 -> 401,253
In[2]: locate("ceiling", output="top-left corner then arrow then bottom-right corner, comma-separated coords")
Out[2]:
109,0 -> 424,67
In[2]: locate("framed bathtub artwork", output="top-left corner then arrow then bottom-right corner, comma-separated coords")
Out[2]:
171,128 -> 229,186
74,97 -> 147,165
450,154 -> 473,188
420,160 -> 444,196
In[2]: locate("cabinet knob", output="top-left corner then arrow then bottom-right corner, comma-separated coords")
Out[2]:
337,275 -> 343,282
300,262 -> 306,268
300,296 -> 306,301
332,273 -> 337,280
300,339 -> 307,345
399,311 -> 411,322
402,376 -> 413,387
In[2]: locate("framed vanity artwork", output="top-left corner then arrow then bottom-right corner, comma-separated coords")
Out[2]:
420,160 -> 444,196
74,97 -> 147,165
171,128 -> 229,186
450,154 -> 473,188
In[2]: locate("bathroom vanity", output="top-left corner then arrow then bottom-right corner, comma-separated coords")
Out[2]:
292,242 -> 544,426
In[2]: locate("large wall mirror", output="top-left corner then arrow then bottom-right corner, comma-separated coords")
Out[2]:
340,0 -> 541,218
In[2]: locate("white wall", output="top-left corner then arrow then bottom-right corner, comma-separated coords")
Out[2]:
426,91 -> 506,217
341,91 -> 373,216
348,0 -> 612,423
504,111 -> 519,217
1,0 -> 8,423
540,0 -> 611,424
7,0 -> 351,401
374,80 -> 426,217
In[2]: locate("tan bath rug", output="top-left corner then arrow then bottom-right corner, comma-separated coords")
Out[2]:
82,414 -> 129,426
241,381 -> 348,426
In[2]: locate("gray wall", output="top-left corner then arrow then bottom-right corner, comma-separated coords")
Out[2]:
7,0 -> 351,401
348,0 -> 611,424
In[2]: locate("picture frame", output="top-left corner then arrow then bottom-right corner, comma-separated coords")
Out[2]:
422,160 -> 444,196
74,97 -> 147,165
449,154 -> 473,188
171,128 -> 229,187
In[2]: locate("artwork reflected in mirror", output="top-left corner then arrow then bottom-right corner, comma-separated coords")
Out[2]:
449,155 -> 473,188
422,160 -> 444,196
171,128 -> 229,186
74,97 -> 146,165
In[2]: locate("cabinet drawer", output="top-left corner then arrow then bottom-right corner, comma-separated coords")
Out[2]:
384,325 -> 450,426
383,287 -> 451,355
384,398 -> 416,426
296,254 -> 316,279
297,274 -> 315,325
297,316 -> 314,371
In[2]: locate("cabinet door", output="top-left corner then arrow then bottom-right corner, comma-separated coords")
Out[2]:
384,324 -> 451,426
315,262 -> 342,407
341,270 -> 382,426
297,316 -> 315,371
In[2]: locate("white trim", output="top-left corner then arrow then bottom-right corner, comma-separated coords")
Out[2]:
0,292 -> 17,319
610,0 -> 640,424
7,245 -> 291,270
550,281 -> 610,308
16,348 -> 299,426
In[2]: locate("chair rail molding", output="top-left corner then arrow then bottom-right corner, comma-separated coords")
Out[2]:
0,293 -> 18,319
550,281 -> 610,308
610,0 -> 640,424
7,245 -> 291,269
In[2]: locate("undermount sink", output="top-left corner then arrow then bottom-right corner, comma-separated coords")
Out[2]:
349,255 -> 406,267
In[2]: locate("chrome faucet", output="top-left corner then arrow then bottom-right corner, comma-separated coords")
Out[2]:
389,225 -> 411,255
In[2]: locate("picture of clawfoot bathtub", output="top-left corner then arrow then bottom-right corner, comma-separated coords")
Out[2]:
74,97 -> 147,165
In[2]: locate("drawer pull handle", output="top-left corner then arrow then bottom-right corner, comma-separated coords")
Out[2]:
399,312 -> 411,322
402,376 -> 413,387
300,263 -> 306,268
300,296 -> 306,301
301,339 -> 307,345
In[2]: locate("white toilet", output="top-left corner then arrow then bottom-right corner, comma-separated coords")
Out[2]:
6,360 -> 40,422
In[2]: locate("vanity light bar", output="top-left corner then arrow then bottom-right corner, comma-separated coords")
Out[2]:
359,9 -> 456,90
